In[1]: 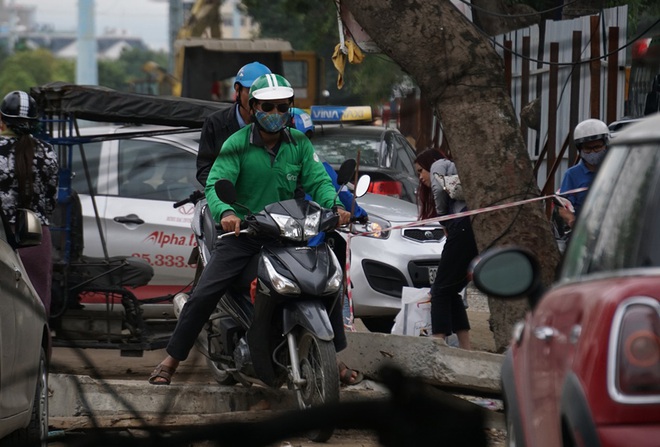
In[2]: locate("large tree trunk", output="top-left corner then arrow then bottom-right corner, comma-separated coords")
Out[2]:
341,0 -> 562,352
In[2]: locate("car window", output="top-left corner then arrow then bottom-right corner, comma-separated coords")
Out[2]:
118,139 -> 200,201
70,141 -> 103,195
561,144 -> 660,278
391,134 -> 417,177
313,133 -> 381,167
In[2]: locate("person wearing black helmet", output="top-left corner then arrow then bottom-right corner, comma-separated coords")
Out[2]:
196,61 -> 272,186
0,90 -> 59,315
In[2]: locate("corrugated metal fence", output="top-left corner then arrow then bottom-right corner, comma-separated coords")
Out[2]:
494,5 -> 628,194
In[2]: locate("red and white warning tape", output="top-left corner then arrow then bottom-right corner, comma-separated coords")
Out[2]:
341,187 -> 587,331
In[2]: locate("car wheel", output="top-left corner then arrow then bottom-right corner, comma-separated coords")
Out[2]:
361,316 -> 395,333
2,347 -> 49,447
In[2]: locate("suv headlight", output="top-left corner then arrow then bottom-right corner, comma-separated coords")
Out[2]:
352,215 -> 391,239
271,210 -> 321,242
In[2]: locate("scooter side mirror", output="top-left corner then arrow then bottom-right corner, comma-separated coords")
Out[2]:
214,179 -> 237,204
355,175 -> 371,198
336,159 -> 357,186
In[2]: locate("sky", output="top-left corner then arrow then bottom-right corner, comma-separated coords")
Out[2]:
21,0 -> 170,51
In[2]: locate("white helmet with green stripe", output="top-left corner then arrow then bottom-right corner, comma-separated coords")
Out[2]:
249,73 -> 294,102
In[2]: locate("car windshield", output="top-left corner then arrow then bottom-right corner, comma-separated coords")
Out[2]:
313,133 -> 382,167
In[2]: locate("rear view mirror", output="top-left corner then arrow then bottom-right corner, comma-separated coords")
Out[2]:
214,179 -> 236,205
336,159 -> 357,186
355,175 -> 371,198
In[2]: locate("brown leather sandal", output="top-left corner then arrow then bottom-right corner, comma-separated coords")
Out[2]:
338,361 -> 364,386
148,364 -> 176,385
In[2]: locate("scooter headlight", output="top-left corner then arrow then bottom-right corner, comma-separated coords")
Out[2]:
323,248 -> 343,294
271,210 -> 321,242
263,256 -> 301,295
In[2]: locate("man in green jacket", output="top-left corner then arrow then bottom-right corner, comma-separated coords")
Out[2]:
149,74 -> 351,385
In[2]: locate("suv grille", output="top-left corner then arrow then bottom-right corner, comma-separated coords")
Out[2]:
402,227 -> 444,242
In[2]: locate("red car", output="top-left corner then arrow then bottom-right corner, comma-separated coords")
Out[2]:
471,114 -> 660,447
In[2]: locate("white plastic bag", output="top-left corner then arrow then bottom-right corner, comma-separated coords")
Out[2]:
391,287 -> 432,336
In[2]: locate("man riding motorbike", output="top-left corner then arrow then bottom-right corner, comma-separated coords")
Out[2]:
149,74 -> 352,385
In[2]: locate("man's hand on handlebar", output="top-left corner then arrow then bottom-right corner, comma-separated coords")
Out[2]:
221,214 -> 243,236
337,208 -> 351,226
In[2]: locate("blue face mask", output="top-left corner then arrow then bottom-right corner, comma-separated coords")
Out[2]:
254,110 -> 290,133
581,148 -> 607,167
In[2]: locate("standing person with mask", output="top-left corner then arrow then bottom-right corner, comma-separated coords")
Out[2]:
196,62 -> 272,186
0,90 -> 59,315
558,118 -> 609,228
149,74 -> 352,385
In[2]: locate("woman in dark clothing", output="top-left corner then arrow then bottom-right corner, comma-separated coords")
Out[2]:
414,149 -> 477,350
0,90 -> 59,315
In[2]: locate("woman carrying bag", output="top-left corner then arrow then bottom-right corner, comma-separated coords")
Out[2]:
414,148 -> 476,350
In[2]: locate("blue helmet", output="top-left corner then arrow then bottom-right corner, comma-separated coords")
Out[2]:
290,107 -> 315,137
234,62 -> 272,88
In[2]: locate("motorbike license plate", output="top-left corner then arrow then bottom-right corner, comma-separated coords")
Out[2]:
428,266 -> 438,284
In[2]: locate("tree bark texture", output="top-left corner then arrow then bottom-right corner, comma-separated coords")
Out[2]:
340,0 -> 562,352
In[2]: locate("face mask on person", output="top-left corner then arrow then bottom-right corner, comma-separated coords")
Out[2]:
254,110 -> 290,133
581,149 -> 607,166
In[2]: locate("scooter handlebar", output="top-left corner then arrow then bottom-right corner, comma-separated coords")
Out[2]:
173,190 -> 205,208
217,220 -> 250,239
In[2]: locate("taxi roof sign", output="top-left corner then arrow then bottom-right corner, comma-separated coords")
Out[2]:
310,106 -> 372,123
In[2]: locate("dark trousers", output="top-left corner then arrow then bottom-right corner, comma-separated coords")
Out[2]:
166,235 -> 346,361
430,218 -> 478,335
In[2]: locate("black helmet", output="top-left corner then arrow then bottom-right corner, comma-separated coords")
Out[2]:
1,91 -> 39,122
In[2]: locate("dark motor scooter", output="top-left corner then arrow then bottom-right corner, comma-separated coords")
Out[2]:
172,160 -> 363,442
